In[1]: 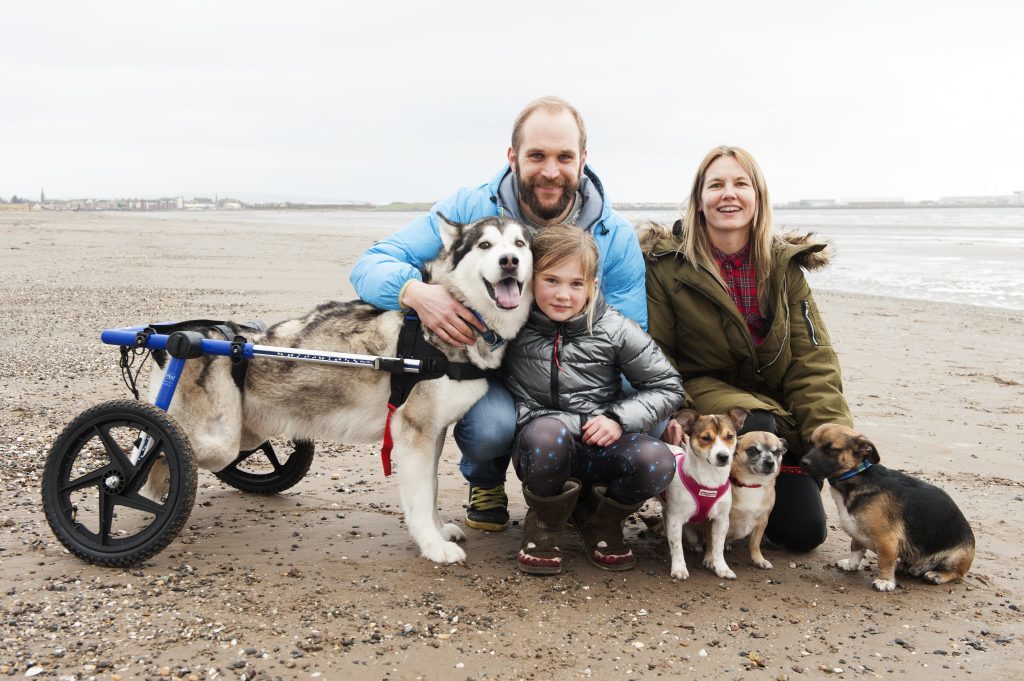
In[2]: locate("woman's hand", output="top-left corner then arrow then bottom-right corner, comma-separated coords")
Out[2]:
582,415 -> 623,448
661,419 -> 689,448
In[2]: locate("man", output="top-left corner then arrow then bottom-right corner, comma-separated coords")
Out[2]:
350,96 -> 646,531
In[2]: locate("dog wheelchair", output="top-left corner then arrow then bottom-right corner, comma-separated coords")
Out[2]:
41,320 -> 428,567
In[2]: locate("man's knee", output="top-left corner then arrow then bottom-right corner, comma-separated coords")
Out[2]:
455,378 -> 516,458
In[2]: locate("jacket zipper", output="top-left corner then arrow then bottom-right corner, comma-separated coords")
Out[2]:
550,327 -> 563,406
802,300 -> 820,346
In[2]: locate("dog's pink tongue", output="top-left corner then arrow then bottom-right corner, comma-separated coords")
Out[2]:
495,279 -> 521,309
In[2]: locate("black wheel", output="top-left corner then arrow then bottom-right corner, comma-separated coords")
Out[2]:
41,400 -> 197,567
214,439 -> 314,494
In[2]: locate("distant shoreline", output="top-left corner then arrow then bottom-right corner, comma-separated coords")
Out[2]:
9,202 -> 1024,214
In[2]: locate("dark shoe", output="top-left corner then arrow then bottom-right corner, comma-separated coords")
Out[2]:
572,485 -> 644,571
465,484 -> 509,532
518,480 -> 581,575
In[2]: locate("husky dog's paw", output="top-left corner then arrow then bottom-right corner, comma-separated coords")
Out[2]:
922,570 -> 946,584
753,557 -> 773,570
441,523 -> 466,543
872,578 -> 897,592
422,540 -> 467,565
837,556 -> 865,572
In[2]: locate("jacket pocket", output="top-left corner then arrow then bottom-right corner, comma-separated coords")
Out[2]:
800,299 -> 831,347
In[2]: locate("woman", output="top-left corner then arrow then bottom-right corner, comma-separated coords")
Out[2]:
645,145 -> 853,552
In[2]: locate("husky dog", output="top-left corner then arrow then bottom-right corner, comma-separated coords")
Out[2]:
149,214 -> 533,564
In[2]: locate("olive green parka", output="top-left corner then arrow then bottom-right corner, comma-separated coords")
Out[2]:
643,223 -> 852,458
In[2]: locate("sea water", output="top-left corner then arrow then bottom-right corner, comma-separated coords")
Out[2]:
621,207 -> 1024,311
136,206 -> 1024,311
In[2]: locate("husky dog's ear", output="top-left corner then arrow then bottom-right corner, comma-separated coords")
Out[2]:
435,212 -> 465,250
853,435 -> 880,464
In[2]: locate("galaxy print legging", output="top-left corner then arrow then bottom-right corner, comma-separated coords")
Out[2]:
513,416 -> 676,504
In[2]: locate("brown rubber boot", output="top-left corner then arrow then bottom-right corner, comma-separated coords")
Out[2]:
518,479 -> 581,575
572,485 -> 644,571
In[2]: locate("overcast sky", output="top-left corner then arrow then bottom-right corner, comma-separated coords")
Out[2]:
3,1 -> 1022,204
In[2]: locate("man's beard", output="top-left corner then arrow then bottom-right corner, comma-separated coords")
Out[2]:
518,173 -> 579,222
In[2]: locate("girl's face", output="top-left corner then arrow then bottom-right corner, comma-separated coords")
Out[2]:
534,258 -> 591,323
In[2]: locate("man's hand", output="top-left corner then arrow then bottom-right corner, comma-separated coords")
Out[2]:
582,414 -> 623,448
661,419 -> 689,448
401,280 -> 485,347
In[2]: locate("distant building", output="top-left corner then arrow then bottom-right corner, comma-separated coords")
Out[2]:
846,197 -> 907,208
787,199 -> 837,208
939,195 -> 1012,206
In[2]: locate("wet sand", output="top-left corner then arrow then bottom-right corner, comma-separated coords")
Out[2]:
1,211 -> 1022,680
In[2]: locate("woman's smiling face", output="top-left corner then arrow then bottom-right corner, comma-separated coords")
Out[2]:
700,154 -> 757,242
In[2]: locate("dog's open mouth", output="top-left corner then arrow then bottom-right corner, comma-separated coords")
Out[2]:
486,277 -> 524,309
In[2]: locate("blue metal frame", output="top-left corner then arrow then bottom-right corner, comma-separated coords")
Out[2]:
101,324 -> 423,411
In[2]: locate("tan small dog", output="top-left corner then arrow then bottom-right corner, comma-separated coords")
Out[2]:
724,431 -> 786,569
801,424 -> 975,591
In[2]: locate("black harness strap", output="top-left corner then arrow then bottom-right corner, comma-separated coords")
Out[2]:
387,314 -> 488,409
148,319 -> 266,391
379,314 -> 488,478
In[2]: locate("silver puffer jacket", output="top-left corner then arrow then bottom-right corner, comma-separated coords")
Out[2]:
503,296 -> 684,437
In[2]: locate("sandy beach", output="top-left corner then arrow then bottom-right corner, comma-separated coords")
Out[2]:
1,210 -> 1022,680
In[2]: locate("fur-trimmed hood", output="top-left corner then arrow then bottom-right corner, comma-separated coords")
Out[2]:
636,220 -> 834,271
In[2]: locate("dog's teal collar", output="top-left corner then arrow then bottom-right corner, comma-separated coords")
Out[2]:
471,310 -> 505,351
828,460 -> 873,485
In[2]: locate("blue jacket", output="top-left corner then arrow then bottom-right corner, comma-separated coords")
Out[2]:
350,165 -> 648,329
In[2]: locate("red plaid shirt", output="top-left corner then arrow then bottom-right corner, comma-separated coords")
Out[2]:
712,242 -> 768,345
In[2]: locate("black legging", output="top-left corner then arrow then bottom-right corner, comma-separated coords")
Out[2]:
741,410 -> 827,552
514,416 -> 676,505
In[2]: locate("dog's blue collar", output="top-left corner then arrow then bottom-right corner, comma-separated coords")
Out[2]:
471,310 -> 505,351
405,310 -> 504,351
828,460 -> 873,485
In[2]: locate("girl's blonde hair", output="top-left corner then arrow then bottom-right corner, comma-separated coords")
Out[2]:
682,145 -> 778,309
532,224 -> 600,331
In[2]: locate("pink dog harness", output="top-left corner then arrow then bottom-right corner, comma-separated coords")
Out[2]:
660,450 -> 731,524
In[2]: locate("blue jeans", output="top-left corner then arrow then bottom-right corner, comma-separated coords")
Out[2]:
456,375 -> 670,489
455,376 -> 516,488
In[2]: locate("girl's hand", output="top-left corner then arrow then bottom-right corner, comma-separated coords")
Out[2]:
582,415 -> 623,447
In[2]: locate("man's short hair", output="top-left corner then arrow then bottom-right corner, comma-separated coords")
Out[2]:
510,96 -> 587,155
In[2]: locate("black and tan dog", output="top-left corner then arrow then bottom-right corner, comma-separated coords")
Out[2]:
801,424 -> 975,591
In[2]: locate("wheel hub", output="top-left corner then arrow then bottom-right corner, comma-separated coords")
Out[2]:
103,470 -> 126,494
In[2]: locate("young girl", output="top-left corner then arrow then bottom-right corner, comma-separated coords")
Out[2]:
504,225 -> 684,574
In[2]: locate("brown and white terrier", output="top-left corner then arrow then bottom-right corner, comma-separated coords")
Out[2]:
722,431 -> 786,569
658,408 -> 748,580
800,424 -> 975,591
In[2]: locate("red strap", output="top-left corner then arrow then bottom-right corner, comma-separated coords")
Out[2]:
780,464 -> 806,476
730,476 -> 762,488
380,403 -> 397,477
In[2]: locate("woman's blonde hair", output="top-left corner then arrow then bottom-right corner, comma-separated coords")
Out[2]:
532,224 -> 600,331
682,145 -> 777,309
